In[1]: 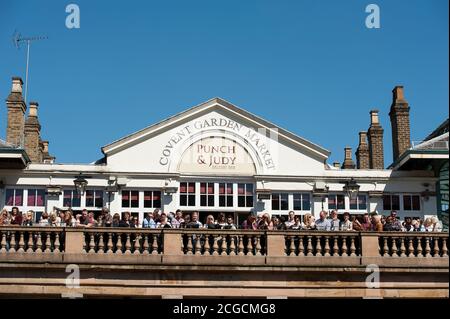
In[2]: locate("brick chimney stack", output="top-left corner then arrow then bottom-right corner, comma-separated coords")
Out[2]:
389,85 -> 411,162
6,77 -> 27,147
355,131 -> 370,169
341,146 -> 356,169
41,140 -> 55,163
24,101 -> 42,162
368,109 -> 384,169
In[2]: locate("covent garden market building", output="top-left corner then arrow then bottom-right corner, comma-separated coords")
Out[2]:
0,77 -> 448,227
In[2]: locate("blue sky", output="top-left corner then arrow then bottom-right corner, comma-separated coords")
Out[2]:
0,0 -> 448,166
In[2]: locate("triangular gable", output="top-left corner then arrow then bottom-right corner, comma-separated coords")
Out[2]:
102,98 -> 330,162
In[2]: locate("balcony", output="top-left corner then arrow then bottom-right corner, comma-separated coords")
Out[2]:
0,227 -> 448,298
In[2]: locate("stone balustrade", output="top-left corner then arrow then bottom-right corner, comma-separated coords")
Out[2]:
0,227 -> 448,260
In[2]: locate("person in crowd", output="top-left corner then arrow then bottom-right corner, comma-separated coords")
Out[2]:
22,210 -> 34,226
10,207 -> 23,226
55,211 -> 66,226
329,210 -> 340,231
403,217 -> 414,231
204,215 -> 218,229
223,216 -> 237,230
340,212 -> 353,231
142,212 -> 156,228
186,211 -> 203,228
303,213 -> 316,230
152,209 -> 161,224
171,209 -> 184,228
275,216 -> 287,230
371,214 -> 383,232
316,211 -> 331,231
383,216 -> 395,231
285,211 -> 296,228
258,213 -> 273,230
0,209 -> 10,225
217,213 -> 226,228
156,213 -> 172,228
77,209 -> 89,227
351,215 -> 363,231
111,213 -> 120,227
103,213 -> 113,227
424,216 -> 442,232
64,210 -> 75,227
88,212 -> 97,227
49,213 -> 59,227
389,211 -> 402,231
39,212 -> 50,227
241,213 -> 257,230
290,215 -> 304,230
130,216 -> 138,228
119,212 -> 132,227
180,214 -> 191,228
361,213 -> 372,231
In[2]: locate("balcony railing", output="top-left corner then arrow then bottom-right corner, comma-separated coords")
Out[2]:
0,227 -> 448,262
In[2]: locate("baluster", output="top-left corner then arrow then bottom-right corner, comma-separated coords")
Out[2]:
238,235 -> 244,256
195,234 -> 202,255
441,238 -> 448,258
341,236 -> 348,257
424,237 -> 431,257
26,231 -> 34,253
391,237 -> 398,257
212,234 -> 219,256
17,232 -> 25,253
88,233 -> 96,253
186,235 -> 193,255
54,233 -> 61,253
350,237 -> 357,257
399,237 -> 406,257
124,233 -> 132,254
98,233 -> 105,254
116,233 -> 123,254
306,236 -> 313,256
9,233 -> 17,253
229,235 -> 236,255
35,232 -> 43,253
433,238 -> 440,258
323,236 -> 330,257
289,235 -> 296,256
382,237 -> 389,257
298,236 -> 304,256
133,234 -> 141,255
332,235 -> 339,256
315,235 -> 322,256
141,234 -> 149,255
106,233 -> 114,254
220,235 -> 227,256
407,237 -> 415,257
255,235 -> 262,256
204,234 -> 211,256
152,234 -> 159,255
0,232 -> 6,253
416,237 -> 423,257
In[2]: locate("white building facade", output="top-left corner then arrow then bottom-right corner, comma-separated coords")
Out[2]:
0,89 -> 440,225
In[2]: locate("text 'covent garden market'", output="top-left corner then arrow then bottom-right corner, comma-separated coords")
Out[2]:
0,76 -> 448,227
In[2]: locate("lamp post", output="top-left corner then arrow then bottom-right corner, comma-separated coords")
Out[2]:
73,173 -> 88,196
343,178 -> 360,201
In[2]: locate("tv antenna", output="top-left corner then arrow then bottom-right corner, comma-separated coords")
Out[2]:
12,30 -> 48,104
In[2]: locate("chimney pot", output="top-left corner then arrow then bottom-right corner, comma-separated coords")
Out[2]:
333,162 -> 340,168
370,110 -> 380,125
11,76 -> 23,93
29,101 -> 38,117
359,131 -> 368,145
393,86 -> 405,102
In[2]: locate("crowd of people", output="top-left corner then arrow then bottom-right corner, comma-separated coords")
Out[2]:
0,206 -> 444,232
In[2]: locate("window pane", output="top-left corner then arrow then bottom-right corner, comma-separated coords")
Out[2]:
302,194 -> 311,211
5,189 -> 14,206
95,191 -> 103,208
73,192 -> 81,207
219,196 -> 225,207
227,196 -> 233,207
144,191 -> 152,208
337,195 -> 345,210
403,195 -> 411,210
219,183 -> 225,194
15,189 -> 23,206
383,195 -> 391,211
392,195 -> 400,210
293,194 -> 302,210
238,184 -> 245,195
153,191 -> 161,208
36,189 -> 45,206
27,189 -> 36,206
180,195 -> 187,206
188,194 -> 195,206
246,184 -> 253,195
358,195 -> 367,210
226,183 -> 233,194
246,196 -> 253,208
63,190 -> 72,207
208,195 -> 214,206
188,183 -> 195,193
122,191 -> 130,207
281,193 -> 289,210
130,191 -> 139,208
328,196 -> 336,210
272,194 -> 280,210
180,183 -> 187,193
412,195 -> 420,210
238,196 -> 245,207
350,197 -> 358,210
200,195 -> 207,206
85,190 -> 94,207
200,183 -> 206,194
